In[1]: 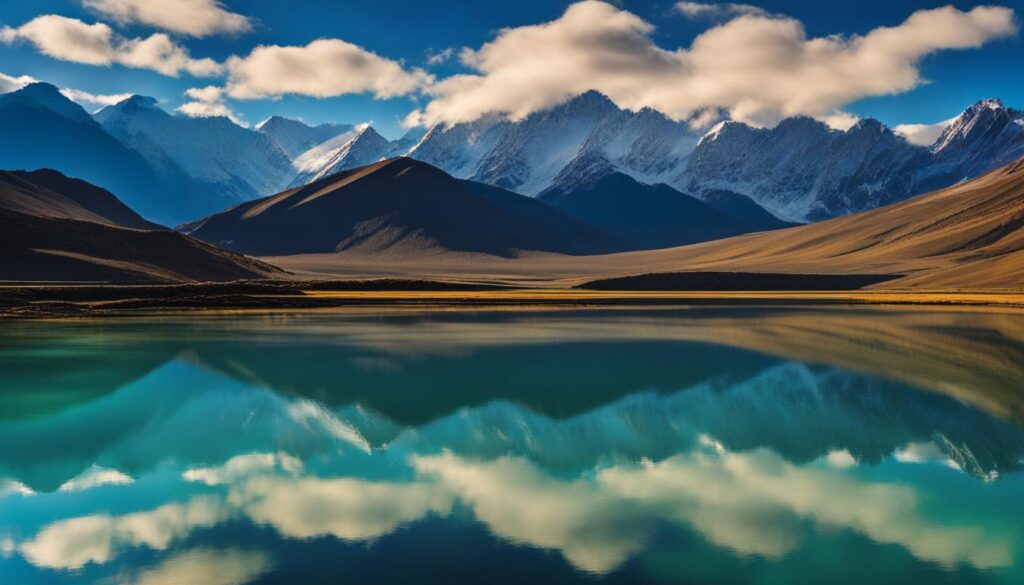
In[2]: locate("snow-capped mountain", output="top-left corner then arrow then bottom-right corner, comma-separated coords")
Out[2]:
0,83 -> 197,223
256,115 -> 354,158
5,78 -> 1023,229
680,117 -> 931,221
95,96 -> 294,208
928,98 -> 1024,184
391,93 -> 1024,222
290,125 -> 391,186
407,91 -> 702,195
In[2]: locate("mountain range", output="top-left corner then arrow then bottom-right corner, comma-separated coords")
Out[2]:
579,157 -> 1024,290
185,158 -> 620,257
404,92 -> 1024,222
0,169 -> 283,283
2,82 -> 1023,228
185,157 -> 792,256
1,152 -> 1022,289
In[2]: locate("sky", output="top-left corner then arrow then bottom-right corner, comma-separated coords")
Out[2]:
0,0 -> 1021,139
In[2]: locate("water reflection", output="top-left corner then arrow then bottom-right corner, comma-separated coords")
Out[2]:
0,307 -> 1023,584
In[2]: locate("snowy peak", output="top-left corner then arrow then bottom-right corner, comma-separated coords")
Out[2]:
289,125 -> 391,185
94,95 -> 165,124
409,89 -> 701,195
549,90 -> 620,118
933,98 -> 1021,155
1,83 -> 94,125
256,115 -> 354,158
95,94 -> 294,206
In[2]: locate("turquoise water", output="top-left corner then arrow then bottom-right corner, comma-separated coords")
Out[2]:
1,307 -> 1023,584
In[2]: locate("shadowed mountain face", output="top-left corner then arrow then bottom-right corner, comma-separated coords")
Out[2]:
699,189 -> 797,231
0,169 -> 161,230
539,162 -> 788,250
582,157 -> 1024,289
0,171 -> 284,283
0,84 -> 173,220
95,95 -> 294,221
186,157 -> 621,257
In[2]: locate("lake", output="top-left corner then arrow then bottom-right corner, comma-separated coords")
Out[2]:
1,306 -> 1023,584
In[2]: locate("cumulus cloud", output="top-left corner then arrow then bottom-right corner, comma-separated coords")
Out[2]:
675,2 -> 766,19
407,1 -> 1018,127
0,71 -> 38,93
225,39 -> 432,100
83,0 -> 253,37
0,15 -> 222,77
895,118 -> 956,146
177,84 -> 247,126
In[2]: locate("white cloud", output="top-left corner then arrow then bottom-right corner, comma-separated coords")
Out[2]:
225,39 -> 433,100
177,84 -> 247,126
412,453 -> 651,573
184,85 -> 223,103
60,88 -> 134,110
675,2 -> 766,19
407,1 -> 1018,127
233,475 -> 452,541
177,99 -> 247,126
123,548 -> 272,585
183,452 -> 302,486
819,111 -> 860,131
83,0 -> 252,37
0,71 -> 37,93
0,15 -> 115,65
19,496 -> 229,569
895,118 -> 956,146
0,15 -> 222,77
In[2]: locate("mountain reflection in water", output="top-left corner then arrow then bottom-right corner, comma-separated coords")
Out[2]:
0,307 -> 1022,584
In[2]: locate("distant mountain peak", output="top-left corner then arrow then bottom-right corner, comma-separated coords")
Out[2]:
2,82 -> 93,124
17,82 -> 61,97
94,95 -> 168,124
258,115 -> 355,159
972,98 -> 1006,111
255,115 -> 294,130
851,118 -> 886,132
774,115 -> 831,134
553,90 -> 619,116
932,97 -> 1022,155
123,95 -> 160,109
353,125 -> 384,141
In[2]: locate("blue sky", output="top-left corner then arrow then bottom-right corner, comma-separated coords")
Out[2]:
0,0 -> 1020,138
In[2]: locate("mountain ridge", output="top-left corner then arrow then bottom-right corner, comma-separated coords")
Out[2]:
186,157 -> 622,257
0,169 -> 285,283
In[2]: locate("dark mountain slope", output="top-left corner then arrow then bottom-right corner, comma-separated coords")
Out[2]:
0,83 -> 171,220
187,158 -> 619,257
0,169 -> 161,229
539,168 -> 764,251
0,171 -> 283,283
699,189 -> 797,231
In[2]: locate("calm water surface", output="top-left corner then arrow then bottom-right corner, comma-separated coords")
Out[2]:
1,307 -> 1023,584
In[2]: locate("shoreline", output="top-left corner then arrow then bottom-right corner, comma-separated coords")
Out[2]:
2,280 -> 1023,319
